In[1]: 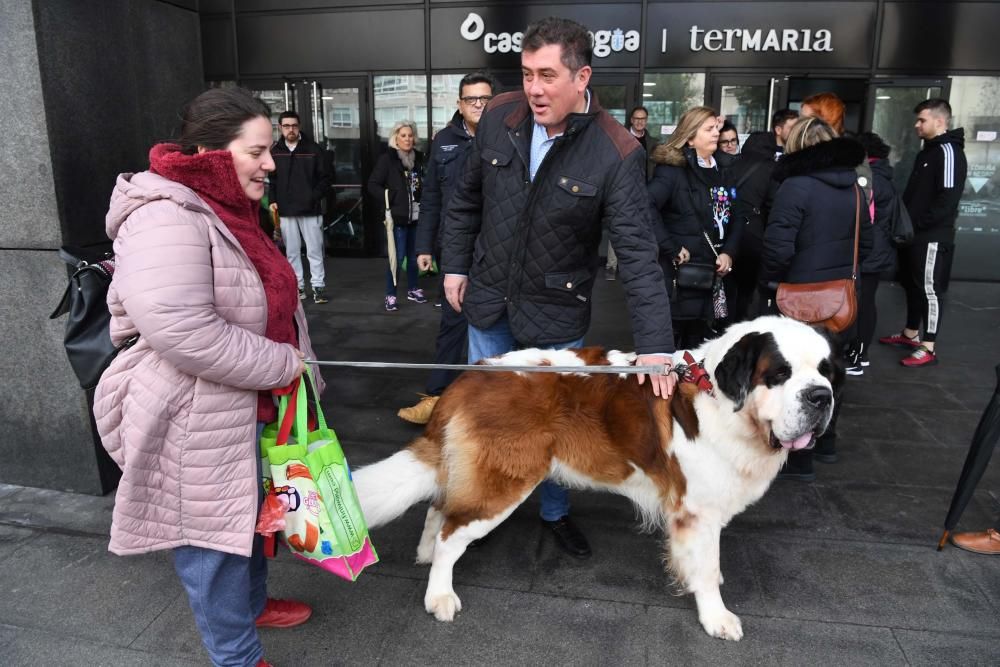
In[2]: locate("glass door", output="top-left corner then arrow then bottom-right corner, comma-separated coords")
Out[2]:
589,73 -> 637,126
867,80 -> 948,192
709,75 -> 787,144
311,78 -> 371,255
245,79 -> 296,141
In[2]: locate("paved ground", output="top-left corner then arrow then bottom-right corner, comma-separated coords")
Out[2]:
2,258 -> 999,666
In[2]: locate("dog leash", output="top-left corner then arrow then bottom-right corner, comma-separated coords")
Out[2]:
304,359 -> 672,375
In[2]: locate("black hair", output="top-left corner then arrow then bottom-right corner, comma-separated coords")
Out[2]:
625,106 -> 649,129
522,17 -> 592,72
771,108 -> 798,131
855,131 -> 891,160
178,87 -> 271,155
278,110 -> 300,123
914,98 -> 952,119
459,71 -> 498,97
720,120 -> 738,135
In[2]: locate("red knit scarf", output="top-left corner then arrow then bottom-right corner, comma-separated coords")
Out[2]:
149,143 -> 299,421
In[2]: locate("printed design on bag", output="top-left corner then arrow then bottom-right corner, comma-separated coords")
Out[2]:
272,485 -> 301,512
322,468 -> 363,550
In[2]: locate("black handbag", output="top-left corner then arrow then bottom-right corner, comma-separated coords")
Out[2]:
673,261 -> 716,291
50,248 -> 137,390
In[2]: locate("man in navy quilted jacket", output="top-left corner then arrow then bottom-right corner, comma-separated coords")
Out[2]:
440,17 -> 676,559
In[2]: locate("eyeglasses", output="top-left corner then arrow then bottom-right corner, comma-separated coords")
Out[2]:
632,116 -> 648,122
280,123 -> 299,129
719,138 -> 740,147
460,96 -> 493,106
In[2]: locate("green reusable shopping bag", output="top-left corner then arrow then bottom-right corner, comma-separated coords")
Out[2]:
263,371 -> 378,581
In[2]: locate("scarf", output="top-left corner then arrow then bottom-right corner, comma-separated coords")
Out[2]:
397,148 -> 415,170
149,143 -> 299,422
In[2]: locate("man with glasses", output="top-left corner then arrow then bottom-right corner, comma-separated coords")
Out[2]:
269,111 -> 332,304
441,18 -> 675,559
397,72 -> 497,425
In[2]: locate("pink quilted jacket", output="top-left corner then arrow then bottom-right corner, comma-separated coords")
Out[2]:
94,171 -> 320,557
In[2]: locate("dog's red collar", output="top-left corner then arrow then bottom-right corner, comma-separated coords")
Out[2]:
676,351 -> 715,395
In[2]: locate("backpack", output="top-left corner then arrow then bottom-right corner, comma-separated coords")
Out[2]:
49,247 -> 137,390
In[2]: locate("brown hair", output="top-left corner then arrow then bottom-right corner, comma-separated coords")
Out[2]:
177,87 -> 271,155
801,92 -> 845,136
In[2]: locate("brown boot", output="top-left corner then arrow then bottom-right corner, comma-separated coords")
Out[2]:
397,394 -> 439,424
951,528 -> 1000,555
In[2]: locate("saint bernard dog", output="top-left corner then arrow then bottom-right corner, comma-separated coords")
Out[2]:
353,316 -> 840,641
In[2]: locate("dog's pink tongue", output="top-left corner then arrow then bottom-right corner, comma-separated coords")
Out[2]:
781,433 -> 813,450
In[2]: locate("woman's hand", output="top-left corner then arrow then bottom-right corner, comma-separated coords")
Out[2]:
716,252 -> 733,275
675,246 -> 690,264
292,349 -> 306,380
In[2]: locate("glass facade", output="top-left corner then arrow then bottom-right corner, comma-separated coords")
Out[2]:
373,74 -> 429,152
641,73 -> 706,142
950,76 -> 1000,280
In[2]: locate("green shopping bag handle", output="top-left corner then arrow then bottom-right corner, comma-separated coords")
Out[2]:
302,366 -> 332,435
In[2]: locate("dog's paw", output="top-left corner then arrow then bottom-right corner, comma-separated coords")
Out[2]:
415,542 -> 434,565
424,591 -> 462,622
699,609 -> 743,641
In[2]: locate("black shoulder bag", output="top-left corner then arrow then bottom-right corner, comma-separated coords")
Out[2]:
50,248 -> 138,389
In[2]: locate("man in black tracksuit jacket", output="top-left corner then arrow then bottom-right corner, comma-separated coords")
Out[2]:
395,73 -> 496,424
440,18 -> 675,559
881,99 -> 967,367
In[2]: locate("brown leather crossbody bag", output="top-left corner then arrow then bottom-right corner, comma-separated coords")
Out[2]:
775,185 -> 860,334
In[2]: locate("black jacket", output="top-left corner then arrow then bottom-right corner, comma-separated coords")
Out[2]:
367,148 -> 425,227
902,128 -> 967,244
647,145 -> 740,320
441,90 -> 673,353
728,153 -> 777,242
416,111 -> 474,256
763,137 -> 873,284
742,131 -> 782,162
268,134 -> 332,216
861,158 -> 900,274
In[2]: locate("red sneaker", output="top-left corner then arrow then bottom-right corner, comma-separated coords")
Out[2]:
878,332 -> 921,348
256,661 -> 274,667
255,598 -> 313,628
900,346 -> 938,368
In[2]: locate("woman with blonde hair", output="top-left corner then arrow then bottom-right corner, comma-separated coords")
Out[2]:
648,106 -> 740,347
368,120 -> 426,311
762,115 -> 872,481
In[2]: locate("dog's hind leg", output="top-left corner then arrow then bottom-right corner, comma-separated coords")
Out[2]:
668,516 -> 743,641
424,502 -> 521,622
416,506 -> 444,565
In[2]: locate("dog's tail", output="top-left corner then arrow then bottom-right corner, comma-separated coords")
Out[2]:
353,445 -> 438,528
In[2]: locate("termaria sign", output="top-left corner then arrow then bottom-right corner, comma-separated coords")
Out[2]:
671,26 -> 834,53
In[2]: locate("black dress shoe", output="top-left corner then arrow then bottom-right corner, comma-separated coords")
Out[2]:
541,516 -> 592,559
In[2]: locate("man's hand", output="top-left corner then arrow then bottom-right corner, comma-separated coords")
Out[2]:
444,274 -> 468,312
417,254 -> 434,272
269,202 -> 278,213
636,353 -> 677,399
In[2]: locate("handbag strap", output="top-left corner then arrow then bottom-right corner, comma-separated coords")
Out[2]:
701,230 -> 720,260
850,184 -> 861,280
384,189 -> 390,211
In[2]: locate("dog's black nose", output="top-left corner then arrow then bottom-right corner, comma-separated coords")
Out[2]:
804,386 -> 832,410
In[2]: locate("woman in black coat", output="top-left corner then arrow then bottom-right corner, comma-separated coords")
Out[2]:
648,106 -> 740,348
368,120 -> 426,311
762,116 -> 872,481
846,132 -> 901,374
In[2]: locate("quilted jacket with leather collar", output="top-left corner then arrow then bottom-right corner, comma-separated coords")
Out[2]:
440,90 -> 673,353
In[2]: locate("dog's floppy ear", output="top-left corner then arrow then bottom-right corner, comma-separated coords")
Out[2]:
714,332 -> 773,411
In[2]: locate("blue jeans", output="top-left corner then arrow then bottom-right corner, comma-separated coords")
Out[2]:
385,224 -> 419,295
468,315 -> 584,522
172,422 -> 268,667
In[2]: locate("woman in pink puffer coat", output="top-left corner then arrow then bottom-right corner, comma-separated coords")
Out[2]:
95,88 -> 319,667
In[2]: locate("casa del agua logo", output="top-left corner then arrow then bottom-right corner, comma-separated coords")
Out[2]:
459,12 -> 640,57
